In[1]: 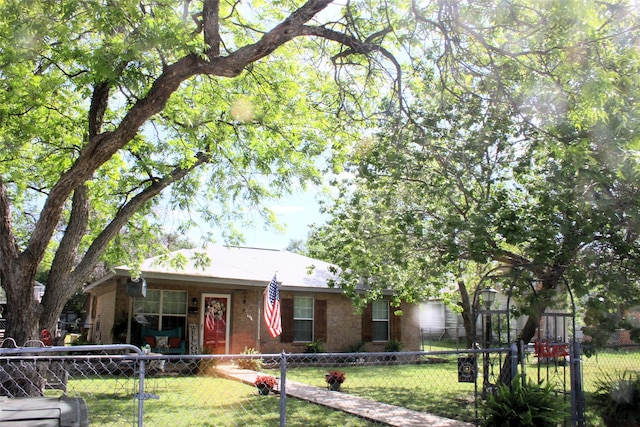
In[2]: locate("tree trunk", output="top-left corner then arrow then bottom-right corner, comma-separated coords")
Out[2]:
515,278 -> 558,345
39,278 -> 84,334
498,276 -> 559,385
457,280 -> 476,349
3,270 -> 41,346
1,264 -> 47,397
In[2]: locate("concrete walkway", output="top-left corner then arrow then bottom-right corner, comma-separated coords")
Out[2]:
215,365 -> 474,427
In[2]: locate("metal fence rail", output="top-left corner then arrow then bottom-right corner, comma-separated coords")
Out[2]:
0,342 -> 638,426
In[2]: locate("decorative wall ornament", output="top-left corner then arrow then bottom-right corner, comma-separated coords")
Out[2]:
189,323 -> 198,355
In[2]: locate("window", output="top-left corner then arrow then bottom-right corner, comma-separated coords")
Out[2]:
134,290 -> 187,331
372,300 -> 389,341
293,296 -> 313,342
280,297 -> 326,343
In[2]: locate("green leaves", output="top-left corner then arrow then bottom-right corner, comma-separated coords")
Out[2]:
1,0 -> 412,344
481,375 -> 569,427
307,0 -> 640,346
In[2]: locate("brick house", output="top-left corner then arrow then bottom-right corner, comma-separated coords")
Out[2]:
84,246 -> 420,354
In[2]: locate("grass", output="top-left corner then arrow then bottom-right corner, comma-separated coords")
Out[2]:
581,349 -> 640,391
580,348 -> 640,426
267,358 -> 478,423
274,347 -> 640,425
421,338 -> 467,352
48,347 -> 638,426
57,375 -> 380,427
521,348 -> 640,426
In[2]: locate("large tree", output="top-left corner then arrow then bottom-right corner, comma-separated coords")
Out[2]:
0,0 -> 402,347
308,0 -> 640,347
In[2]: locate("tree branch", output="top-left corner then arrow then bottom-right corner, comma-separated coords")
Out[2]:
48,184 -> 89,285
0,178 -> 18,281
69,152 -> 210,283
203,0 -> 221,57
21,0 -> 372,271
89,82 -> 110,138
40,184 -> 89,330
300,25 -> 403,111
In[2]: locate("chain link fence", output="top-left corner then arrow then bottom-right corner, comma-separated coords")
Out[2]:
0,341 -> 638,426
578,343 -> 640,426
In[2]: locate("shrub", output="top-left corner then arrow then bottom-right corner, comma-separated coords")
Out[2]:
304,340 -> 324,353
198,357 -> 217,377
384,339 -> 403,352
344,341 -> 365,353
235,347 -> 263,371
480,375 -> 568,427
592,371 -> 640,427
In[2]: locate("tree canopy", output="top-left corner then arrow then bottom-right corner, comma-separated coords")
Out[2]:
307,0 -> 640,346
0,0 -> 401,345
2,0 -> 638,354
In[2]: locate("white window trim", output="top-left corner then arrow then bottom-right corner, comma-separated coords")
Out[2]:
293,296 -> 314,343
372,300 -> 390,342
134,289 -> 188,330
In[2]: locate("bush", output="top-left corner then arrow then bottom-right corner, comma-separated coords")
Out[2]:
235,347 -> 263,371
344,341 -> 365,353
592,371 -> 640,427
480,375 -> 568,427
304,340 -> 324,353
70,334 -> 91,346
384,339 -> 403,352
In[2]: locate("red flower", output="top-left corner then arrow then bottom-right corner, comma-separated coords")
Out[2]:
325,371 -> 346,384
254,375 -> 278,389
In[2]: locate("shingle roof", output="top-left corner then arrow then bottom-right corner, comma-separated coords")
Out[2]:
91,246 -> 340,292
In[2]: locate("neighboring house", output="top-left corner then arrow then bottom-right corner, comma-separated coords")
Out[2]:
428,293 -> 592,350
84,246 -> 421,354
419,300 -> 465,341
419,294 -> 531,344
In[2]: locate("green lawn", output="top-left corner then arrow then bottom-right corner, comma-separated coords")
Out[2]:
53,348 -> 638,427
579,348 -> 640,426
271,360 -> 477,423
56,375 -> 380,427
421,339 -> 467,352
580,349 -> 640,391
272,348 -> 640,426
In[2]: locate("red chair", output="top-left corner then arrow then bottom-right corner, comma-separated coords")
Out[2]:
534,339 -> 569,358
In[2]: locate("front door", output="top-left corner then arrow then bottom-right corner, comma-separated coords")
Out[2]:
201,294 -> 230,354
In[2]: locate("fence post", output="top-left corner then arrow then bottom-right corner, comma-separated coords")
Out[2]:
510,342 -> 518,386
138,358 -> 146,427
570,341 -> 585,427
279,350 -> 287,427
518,340 -> 526,379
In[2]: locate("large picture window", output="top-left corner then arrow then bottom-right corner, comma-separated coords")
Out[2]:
134,290 -> 187,331
372,300 -> 389,341
293,296 -> 314,342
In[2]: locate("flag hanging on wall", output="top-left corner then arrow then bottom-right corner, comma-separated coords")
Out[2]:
263,275 -> 282,338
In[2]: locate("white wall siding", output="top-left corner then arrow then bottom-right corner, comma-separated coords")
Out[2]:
419,301 -> 446,338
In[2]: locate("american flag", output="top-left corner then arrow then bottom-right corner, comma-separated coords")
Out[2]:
263,275 -> 282,338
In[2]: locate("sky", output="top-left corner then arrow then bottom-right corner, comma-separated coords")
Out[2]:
239,188 -> 327,250
162,184 -> 330,251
